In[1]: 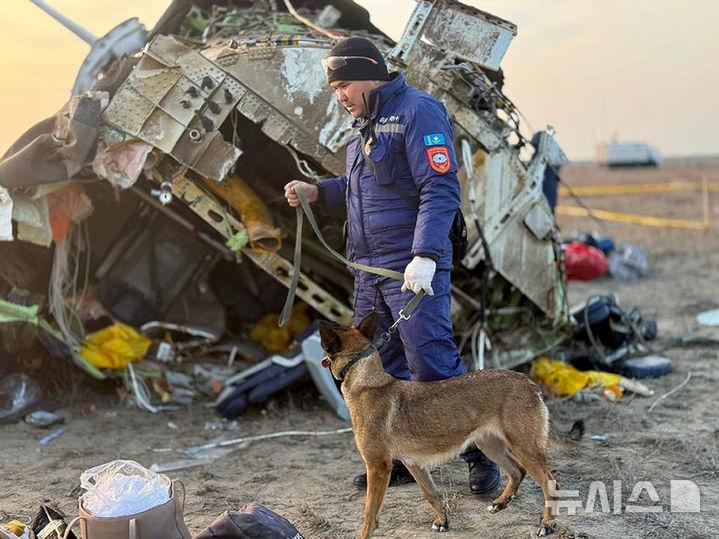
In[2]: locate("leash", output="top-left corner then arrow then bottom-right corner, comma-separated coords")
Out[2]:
279,185 -> 411,326
337,289 -> 425,380
279,185 -> 426,377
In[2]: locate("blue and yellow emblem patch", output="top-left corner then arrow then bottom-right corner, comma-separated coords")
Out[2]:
423,133 -> 445,147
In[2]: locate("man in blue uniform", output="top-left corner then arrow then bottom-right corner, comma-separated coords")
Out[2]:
284,37 -> 499,494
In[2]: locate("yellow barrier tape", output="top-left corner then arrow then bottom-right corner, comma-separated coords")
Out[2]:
559,181 -> 719,197
556,205 -> 711,231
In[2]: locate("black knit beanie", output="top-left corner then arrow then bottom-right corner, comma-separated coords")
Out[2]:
325,37 -> 389,83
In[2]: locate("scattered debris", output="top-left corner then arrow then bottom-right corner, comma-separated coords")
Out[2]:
150,447 -> 235,474
697,308 -> 719,327
671,331 -> 719,347
31,505 -> 78,539
564,295 -> 657,369
564,242 -> 608,281
608,244 -> 649,281
530,357 -> 653,400
0,521 -> 33,539
184,427 -> 353,456
621,355 -> 673,379
570,230 -> 615,255
24,410 -> 64,429
648,372 -> 692,412
38,427 -> 65,445
0,373 -> 42,425
79,324 -> 152,370
193,504 -> 303,539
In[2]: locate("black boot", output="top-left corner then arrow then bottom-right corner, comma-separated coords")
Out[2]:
353,460 -> 416,489
468,452 -> 500,495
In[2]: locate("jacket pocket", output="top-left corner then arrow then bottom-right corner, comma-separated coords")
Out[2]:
367,135 -> 395,185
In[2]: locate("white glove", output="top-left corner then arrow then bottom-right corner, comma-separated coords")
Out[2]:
401,256 -> 436,295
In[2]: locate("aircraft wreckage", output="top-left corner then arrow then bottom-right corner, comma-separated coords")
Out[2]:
0,0 -> 570,413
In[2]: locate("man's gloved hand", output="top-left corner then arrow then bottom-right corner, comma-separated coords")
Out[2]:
401,256 -> 436,295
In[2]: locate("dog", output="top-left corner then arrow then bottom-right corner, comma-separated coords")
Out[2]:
319,311 -> 562,538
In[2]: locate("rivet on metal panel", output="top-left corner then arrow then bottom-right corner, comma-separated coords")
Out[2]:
214,53 -> 239,68
207,100 -> 221,114
188,128 -> 204,143
194,111 -> 214,131
248,45 -> 277,61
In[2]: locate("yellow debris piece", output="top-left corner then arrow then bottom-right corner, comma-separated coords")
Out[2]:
530,357 -> 622,398
0,521 -> 31,538
202,175 -> 282,252
79,324 -> 152,369
250,303 -> 311,354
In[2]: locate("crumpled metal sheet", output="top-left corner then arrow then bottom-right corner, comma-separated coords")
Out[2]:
102,35 -> 243,181
420,0 -> 516,71
460,149 -> 561,317
202,42 -> 351,176
0,92 -> 108,188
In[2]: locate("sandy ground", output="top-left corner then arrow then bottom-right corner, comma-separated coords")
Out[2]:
1,160 -> 718,538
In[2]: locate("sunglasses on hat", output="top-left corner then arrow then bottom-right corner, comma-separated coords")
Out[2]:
321,55 -> 379,73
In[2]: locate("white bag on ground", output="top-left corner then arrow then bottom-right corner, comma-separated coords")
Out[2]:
608,243 -> 648,281
80,460 -> 170,518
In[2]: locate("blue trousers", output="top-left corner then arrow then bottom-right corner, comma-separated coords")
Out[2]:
353,270 -> 481,462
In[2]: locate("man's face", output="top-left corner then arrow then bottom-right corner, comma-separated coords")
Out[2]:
330,79 -> 384,118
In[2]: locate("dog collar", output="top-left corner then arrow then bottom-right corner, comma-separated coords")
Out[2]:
330,292 -> 427,380
337,335 -> 389,380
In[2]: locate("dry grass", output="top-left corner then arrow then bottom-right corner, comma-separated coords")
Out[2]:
297,503 -> 345,538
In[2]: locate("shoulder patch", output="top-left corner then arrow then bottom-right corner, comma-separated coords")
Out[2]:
426,146 -> 451,174
423,133 -> 446,146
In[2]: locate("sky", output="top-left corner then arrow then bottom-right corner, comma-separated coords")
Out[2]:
0,0 -> 717,161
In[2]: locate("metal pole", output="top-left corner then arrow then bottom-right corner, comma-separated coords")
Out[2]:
28,0 -> 97,45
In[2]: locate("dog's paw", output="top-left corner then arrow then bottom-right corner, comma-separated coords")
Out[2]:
537,520 -> 557,536
486,503 -> 503,513
431,516 -> 449,532
487,495 -> 513,513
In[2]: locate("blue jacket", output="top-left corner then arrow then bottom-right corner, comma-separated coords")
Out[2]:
319,74 -> 460,281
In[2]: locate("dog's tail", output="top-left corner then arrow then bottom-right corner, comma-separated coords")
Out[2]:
549,419 -> 585,448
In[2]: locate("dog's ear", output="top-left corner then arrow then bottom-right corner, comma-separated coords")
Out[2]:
319,320 -> 342,354
356,311 -> 378,341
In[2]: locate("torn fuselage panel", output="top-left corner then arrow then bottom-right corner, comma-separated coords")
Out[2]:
102,35 -> 243,181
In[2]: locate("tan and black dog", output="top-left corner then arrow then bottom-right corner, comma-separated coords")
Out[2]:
319,312 -> 562,538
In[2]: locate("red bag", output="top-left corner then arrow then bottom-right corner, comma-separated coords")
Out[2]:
564,242 -> 608,281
